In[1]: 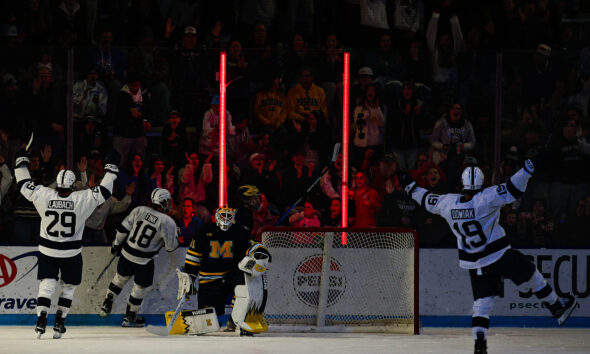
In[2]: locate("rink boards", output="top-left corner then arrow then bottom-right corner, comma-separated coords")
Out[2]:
0,246 -> 588,327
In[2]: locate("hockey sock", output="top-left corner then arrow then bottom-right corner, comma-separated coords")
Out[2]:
37,279 -> 57,316
57,282 -> 76,318
107,273 -> 130,299
528,270 -> 559,305
128,284 -> 148,313
472,297 -> 493,340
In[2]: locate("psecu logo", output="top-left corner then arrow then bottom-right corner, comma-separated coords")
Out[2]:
293,255 -> 346,308
0,251 -> 39,288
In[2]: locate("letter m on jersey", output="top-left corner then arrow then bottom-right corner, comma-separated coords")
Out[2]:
209,241 -> 233,258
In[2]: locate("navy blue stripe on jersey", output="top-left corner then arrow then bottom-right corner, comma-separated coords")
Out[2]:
458,237 -> 510,262
535,284 -> 552,299
421,191 -> 431,208
472,316 -> 489,328
99,185 -> 111,200
39,238 -> 82,250
117,224 -> 130,235
506,179 -> 523,198
123,243 -> 158,259
17,178 -> 31,191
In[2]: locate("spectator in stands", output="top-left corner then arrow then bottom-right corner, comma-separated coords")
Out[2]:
82,178 -> 134,244
178,151 -> 213,218
548,118 -> 590,220
402,38 -> 431,85
198,95 -> 235,159
351,66 -> 375,108
254,73 -> 287,133
350,170 -> 381,227
0,73 -> 27,164
240,152 -> 281,206
365,33 -> 403,87
228,117 -> 255,171
426,9 -> 463,113
520,198 -> 555,246
167,26 -> 211,126
320,153 -> 343,206
0,153 -> 13,213
289,200 -> 321,227
75,115 -> 103,161
252,193 -> 278,241
245,23 -> 276,89
53,0 -> 87,45
116,153 -> 156,210
316,34 -> 343,116
29,66 -> 65,157
226,39 -> 250,114
26,48 -> 64,87
279,150 -> 313,211
112,73 -> 152,169
282,34 -> 317,88
72,66 -> 108,122
388,80 -> 428,170
149,156 -> 175,197
501,209 -> 526,246
161,110 -> 188,169
177,197 -> 202,246
321,198 -> 342,227
88,29 -> 126,92
21,0 -> 53,45
286,66 -> 328,127
559,197 -> 590,247
351,84 -> 386,168
203,19 -> 231,49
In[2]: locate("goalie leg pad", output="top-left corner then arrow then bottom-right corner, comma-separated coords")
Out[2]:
182,308 -> 220,335
231,273 -> 268,334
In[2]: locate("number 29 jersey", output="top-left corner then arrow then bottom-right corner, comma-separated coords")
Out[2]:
20,182 -> 111,258
115,206 -> 179,265
409,168 -> 533,269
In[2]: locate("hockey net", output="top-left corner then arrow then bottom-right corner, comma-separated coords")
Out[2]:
260,227 -> 419,334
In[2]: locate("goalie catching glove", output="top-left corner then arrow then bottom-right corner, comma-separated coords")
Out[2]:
176,268 -> 197,300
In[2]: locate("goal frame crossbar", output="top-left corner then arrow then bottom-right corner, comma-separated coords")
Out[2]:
260,227 -> 420,335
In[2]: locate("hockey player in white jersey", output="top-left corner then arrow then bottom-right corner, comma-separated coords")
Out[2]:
99,188 -> 179,327
14,148 -> 120,339
399,159 -> 578,354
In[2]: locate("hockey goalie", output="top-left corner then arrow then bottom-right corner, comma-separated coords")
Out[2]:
175,205 -> 272,336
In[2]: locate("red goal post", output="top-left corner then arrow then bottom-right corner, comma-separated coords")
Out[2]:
259,227 -> 419,334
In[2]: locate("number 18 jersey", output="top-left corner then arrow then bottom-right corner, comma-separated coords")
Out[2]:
115,206 -> 179,265
408,168 -> 533,269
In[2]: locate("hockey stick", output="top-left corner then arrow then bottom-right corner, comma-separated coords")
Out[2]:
25,132 -> 34,152
146,294 -> 188,336
87,253 -> 117,294
275,143 -> 341,226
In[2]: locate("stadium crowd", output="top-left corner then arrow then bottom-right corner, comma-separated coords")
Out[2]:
0,0 -> 589,247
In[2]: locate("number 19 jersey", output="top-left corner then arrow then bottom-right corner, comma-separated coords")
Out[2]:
115,206 -> 179,265
408,168 -> 533,269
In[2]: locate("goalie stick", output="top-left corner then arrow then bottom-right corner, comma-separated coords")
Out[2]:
146,294 -> 188,336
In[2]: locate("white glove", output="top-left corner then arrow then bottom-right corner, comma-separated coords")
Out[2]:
176,268 -> 197,300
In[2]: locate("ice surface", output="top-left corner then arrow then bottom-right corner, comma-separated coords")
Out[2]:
1,326 -> 589,354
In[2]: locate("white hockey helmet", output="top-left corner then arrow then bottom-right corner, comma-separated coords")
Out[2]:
56,170 -> 76,190
151,188 -> 172,211
215,205 -> 236,231
461,166 -> 484,191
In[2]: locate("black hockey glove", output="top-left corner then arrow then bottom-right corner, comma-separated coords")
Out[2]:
104,149 -> 121,175
524,151 -> 545,175
110,243 -> 122,255
15,149 -> 30,168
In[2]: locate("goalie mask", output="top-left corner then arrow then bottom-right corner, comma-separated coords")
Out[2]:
461,166 -> 484,191
56,170 -> 76,190
151,188 -> 172,212
237,185 -> 262,211
215,205 -> 236,231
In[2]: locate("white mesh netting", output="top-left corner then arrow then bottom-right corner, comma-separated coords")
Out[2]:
261,228 -> 417,333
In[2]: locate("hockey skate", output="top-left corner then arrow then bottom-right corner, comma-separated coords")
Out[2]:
122,306 -> 146,328
545,294 -> 578,326
239,328 -> 254,336
474,332 -> 487,354
99,293 -> 114,318
35,311 -> 47,339
224,318 -> 236,332
53,310 -> 66,339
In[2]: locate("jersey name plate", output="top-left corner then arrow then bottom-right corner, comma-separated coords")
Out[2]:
451,208 -> 475,220
47,200 -> 74,210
